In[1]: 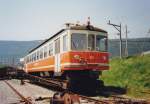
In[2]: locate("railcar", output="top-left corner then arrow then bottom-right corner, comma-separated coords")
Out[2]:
22,22 -> 109,92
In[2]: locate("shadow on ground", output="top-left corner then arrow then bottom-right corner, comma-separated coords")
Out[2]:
72,84 -> 127,97
26,80 -> 127,97
98,85 -> 127,97
17,78 -> 127,97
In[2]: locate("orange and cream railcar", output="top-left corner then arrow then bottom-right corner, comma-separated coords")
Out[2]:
23,23 -> 109,79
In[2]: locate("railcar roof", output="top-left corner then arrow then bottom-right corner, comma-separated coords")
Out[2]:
28,25 -> 107,53
70,25 -> 107,33
29,29 -> 65,53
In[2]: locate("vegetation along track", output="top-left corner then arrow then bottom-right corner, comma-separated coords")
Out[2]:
4,80 -> 33,104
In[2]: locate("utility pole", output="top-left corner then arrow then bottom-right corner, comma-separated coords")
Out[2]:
125,25 -> 128,57
108,20 -> 123,58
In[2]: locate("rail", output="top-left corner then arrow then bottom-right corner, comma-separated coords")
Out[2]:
24,73 -> 68,90
4,80 -> 32,104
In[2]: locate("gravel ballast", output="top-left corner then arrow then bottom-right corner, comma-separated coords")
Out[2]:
0,79 -> 55,104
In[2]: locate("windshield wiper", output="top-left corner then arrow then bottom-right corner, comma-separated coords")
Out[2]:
72,40 -> 77,49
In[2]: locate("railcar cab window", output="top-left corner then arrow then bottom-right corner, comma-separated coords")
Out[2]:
96,35 -> 107,52
88,34 -> 95,50
71,33 -> 87,51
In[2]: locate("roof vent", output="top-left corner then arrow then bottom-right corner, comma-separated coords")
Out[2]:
65,23 -> 74,28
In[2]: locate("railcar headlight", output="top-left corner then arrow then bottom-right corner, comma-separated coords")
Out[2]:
103,56 -> 107,60
74,55 -> 80,60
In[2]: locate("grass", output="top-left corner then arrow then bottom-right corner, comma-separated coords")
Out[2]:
0,64 -> 5,68
101,54 -> 150,98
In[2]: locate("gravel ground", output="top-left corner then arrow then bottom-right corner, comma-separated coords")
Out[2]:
0,79 -> 55,104
0,80 -> 21,104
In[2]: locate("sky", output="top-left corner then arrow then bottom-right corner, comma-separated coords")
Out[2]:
0,0 -> 150,41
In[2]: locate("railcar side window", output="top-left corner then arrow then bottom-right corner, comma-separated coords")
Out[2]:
33,53 -> 36,61
71,33 -> 87,51
63,35 -> 68,51
26,56 -> 29,63
55,38 -> 60,54
32,54 -> 34,62
49,43 -> 53,56
29,55 -> 31,62
88,34 -> 95,50
40,48 -> 43,59
96,35 -> 107,51
30,55 -> 32,62
36,51 -> 39,60
24,57 -> 26,63
44,46 -> 47,58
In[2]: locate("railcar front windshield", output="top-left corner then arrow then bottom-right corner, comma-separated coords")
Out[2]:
71,32 -> 107,51
96,35 -> 107,52
71,33 -> 87,51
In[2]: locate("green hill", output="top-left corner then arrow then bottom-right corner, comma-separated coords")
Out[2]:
101,54 -> 150,98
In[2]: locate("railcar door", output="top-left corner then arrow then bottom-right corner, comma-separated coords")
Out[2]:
54,38 -> 61,73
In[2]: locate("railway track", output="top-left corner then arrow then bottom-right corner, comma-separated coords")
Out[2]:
49,91 -> 148,104
4,80 -> 33,104
24,73 -> 68,90
21,73 -> 148,104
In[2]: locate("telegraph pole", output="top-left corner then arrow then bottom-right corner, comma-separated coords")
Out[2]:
125,25 -> 128,57
108,20 -> 123,58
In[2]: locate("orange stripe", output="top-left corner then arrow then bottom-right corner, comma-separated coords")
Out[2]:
27,67 -> 54,72
61,51 -> 109,64
26,56 -> 54,72
24,51 -> 109,73
61,66 -> 109,71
